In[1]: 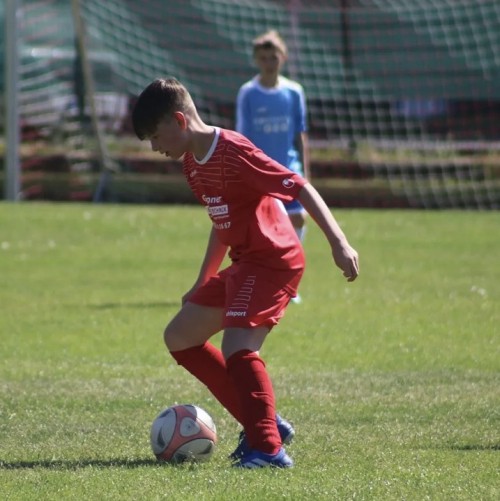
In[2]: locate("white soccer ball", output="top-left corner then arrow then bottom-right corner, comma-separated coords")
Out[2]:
150,404 -> 217,463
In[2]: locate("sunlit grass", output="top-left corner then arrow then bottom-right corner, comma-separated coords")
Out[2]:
0,203 -> 498,500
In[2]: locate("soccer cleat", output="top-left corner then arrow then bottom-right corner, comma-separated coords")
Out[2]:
229,430 -> 251,461
291,293 -> 302,304
232,447 -> 293,468
276,414 -> 295,445
229,414 -> 295,460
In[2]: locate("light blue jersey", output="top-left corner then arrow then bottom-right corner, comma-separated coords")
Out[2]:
236,76 -> 307,175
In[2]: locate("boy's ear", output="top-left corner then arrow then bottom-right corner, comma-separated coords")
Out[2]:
173,111 -> 187,130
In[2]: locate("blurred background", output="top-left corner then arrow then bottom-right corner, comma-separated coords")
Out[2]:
1,0 -> 499,208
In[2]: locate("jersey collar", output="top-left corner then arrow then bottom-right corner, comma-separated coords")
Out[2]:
193,127 -> 221,165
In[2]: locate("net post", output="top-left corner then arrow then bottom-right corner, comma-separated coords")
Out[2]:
4,0 -> 21,201
71,0 -> 116,202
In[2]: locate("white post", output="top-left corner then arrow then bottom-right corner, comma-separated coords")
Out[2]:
4,0 -> 21,201
71,0 -> 116,203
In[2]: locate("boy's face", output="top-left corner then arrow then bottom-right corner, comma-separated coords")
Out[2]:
254,47 -> 286,77
149,114 -> 187,160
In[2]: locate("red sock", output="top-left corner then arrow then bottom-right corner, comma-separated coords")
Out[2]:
226,350 -> 281,455
170,343 -> 243,424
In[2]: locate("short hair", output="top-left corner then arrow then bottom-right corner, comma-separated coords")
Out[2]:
132,78 -> 194,140
252,30 -> 288,57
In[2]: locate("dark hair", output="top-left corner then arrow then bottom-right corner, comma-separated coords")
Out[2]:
252,30 -> 287,57
132,78 -> 191,139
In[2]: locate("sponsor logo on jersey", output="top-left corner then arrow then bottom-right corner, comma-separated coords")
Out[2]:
213,221 -> 231,230
202,195 -> 223,204
226,311 -> 247,317
282,178 -> 295,188
207,204 -> 229,217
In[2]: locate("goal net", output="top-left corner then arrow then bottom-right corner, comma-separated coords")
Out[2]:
5,0 -> 500,207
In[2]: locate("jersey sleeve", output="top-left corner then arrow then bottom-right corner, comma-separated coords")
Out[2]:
230,136 -> 307,201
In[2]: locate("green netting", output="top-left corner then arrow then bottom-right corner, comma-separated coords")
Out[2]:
0,1 -> 4,93
355,0 -> 500,99
9,1 -> 499,118
2,0 -> 500,208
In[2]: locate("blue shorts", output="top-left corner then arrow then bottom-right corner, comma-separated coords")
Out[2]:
283,198 -> 306,215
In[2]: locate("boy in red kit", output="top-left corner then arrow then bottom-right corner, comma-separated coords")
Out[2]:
132,78 -> 359,468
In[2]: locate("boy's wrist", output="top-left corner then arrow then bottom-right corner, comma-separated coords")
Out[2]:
327,233 -> 348,249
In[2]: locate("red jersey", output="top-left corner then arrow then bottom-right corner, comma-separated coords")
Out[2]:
183,128 -> 307,270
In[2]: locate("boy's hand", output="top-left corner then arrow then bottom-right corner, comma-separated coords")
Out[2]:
332,242 -> 359,282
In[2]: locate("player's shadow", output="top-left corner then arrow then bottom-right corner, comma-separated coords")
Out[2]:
0,458 -> 161,470
448,444 -> 500,451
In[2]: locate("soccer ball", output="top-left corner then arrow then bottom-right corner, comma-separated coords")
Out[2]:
150,404 -> 217,463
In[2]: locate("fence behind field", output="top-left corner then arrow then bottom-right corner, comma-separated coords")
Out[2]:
1,0 -> 499,208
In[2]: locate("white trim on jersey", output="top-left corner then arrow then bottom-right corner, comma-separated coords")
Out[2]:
194,127 -> 221,164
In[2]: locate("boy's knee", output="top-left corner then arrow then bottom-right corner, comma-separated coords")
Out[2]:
163,324 -> 177,351
164,321 -> 194,352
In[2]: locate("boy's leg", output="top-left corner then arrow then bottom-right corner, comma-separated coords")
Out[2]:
286,204 -> 307,304
164,301 -> 222,352
289,211 -> 307,242
220,263 -> 302,458
284,200 -> 307,243
165,302 -> 244,423
223,327 -> 282,455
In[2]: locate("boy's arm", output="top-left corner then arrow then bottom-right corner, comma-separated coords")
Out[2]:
183,226 -> 228,304
297,183 -> 359,282
197,226 -> 228,282
296,131 -> 311,180
235,88 -> 248,134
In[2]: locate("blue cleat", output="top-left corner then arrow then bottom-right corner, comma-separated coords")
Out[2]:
232,447 -> 293,468
229,414 -> 295,461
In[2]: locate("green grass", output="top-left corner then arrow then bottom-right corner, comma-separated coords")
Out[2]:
0,203 -> 498,500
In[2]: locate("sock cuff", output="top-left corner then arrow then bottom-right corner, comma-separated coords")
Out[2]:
226,349 -> 265,369
170,343 -> 206,365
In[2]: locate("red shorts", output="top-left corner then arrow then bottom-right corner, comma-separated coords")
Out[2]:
189,262 -> 304,329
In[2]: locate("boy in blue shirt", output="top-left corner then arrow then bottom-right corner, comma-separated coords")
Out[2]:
236,29 -> 310,302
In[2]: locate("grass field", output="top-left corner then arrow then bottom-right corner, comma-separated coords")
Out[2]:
0,203 -> 498,500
